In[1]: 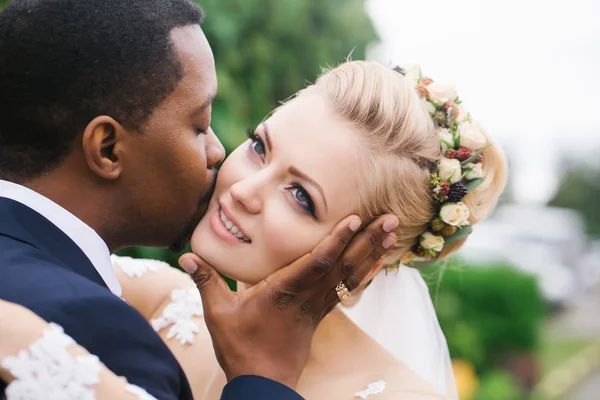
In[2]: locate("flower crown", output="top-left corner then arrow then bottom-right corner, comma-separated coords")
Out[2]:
393,65 -> 490,265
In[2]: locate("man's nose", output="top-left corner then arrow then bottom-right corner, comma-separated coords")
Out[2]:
205,127 -> 225,168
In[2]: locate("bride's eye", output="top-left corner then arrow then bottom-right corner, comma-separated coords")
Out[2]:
246,128 -> 266,157
289,183 -> 316,218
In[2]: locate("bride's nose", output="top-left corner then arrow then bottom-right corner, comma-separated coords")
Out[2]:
229,175 -> 264,214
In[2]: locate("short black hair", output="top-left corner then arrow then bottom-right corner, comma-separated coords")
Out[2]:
0,0 -> 204,181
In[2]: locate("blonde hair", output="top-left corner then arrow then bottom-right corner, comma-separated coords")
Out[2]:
308,61 -> 508,264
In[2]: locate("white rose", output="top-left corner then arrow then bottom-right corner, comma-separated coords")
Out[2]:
438,128 -> 454,152
458,121 -> 487,150
422,99 -> 436,115
465,163 -> 484,180
456,104 -> 469,123
401,64 -> 422,85
420,232 -> 445,252
426,82 -> 458,105
440,202 -> 471,227
437,157 -> 462,184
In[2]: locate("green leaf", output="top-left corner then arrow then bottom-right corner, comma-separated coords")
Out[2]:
441,139 -> 454,150
461,143 -> 492,166
466,178 -> 485,192
444,225 -> 473,244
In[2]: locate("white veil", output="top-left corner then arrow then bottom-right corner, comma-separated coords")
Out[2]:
341,264 -> 458,399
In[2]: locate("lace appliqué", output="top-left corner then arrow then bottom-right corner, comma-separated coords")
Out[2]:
2,323 -> 157,400
111,255 -> 168,278
150,288 -> 203,345
354,381 -> 386,399
2,322 -> 100,400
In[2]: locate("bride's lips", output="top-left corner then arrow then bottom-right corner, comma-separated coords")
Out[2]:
209,202 -> 251,245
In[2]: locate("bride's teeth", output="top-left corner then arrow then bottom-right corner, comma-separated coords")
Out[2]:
219,207 -> 250,242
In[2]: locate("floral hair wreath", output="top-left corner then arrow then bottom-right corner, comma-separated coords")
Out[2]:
393,65 -> 491,266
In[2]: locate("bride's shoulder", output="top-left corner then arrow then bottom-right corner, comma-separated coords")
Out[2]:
373,360 -> 453,400
111,255 -> 196,319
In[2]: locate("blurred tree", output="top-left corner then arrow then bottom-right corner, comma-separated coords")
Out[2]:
549,166 -> 600,238
198,0 -> 378,151
423,259 -> 546,373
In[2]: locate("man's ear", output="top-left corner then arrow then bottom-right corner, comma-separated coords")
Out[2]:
81,116 -> 125,180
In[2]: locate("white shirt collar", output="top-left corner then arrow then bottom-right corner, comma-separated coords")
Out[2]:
0,180 -> 121,297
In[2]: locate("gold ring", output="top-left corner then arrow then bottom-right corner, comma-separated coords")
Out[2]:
335,282 -> 351,301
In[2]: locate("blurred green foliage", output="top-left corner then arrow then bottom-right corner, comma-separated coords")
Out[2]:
475,370 -> 525,400
423,259 -> 546,372
198,0 -> 377,152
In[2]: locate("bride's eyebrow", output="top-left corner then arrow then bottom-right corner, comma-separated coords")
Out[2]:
260,122 -> 274,151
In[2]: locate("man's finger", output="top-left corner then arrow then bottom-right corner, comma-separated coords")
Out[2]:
274,215 -> 362,293
322,215 -> 398,290
179,253 -> 234,313
321,232 -> 396,309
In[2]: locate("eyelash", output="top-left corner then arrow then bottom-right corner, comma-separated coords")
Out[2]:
245,128 -> 317,219
246,128 -> 265,156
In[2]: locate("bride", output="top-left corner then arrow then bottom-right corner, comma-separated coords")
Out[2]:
113,61 -> 507,399
1,61 -> 507,400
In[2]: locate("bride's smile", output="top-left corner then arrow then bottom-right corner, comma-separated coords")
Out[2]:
209,202 -> 252,244
192,90 -> 364,285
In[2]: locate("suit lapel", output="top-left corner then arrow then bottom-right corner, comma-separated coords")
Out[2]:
0,197 -> 108,289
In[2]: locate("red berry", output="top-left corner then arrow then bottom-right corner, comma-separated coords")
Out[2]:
456,147 -> 473,162
439,181 -> 451,195
445,149 -> 459,159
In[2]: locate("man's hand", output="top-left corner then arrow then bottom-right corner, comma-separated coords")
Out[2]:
179,214 -> 398,389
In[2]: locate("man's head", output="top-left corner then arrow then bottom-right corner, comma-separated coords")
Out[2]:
0,0 -> 224,251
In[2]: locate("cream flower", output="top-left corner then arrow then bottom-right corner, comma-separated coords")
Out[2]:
400,251 -> 418,264
459,121 -> 487,150
440,202 -> 471,226
402,64 -> 422,85
456,104 -> 470,123
465,163 -> 484,180
426,82 -> 458,105
438,157 -> 462,184
438,128 -> 454,151
420,232 -> 445,252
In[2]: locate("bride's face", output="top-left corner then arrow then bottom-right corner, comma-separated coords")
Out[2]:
191,91 -> 365,284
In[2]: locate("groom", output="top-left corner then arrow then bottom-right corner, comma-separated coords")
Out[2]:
0,0 -> 398,399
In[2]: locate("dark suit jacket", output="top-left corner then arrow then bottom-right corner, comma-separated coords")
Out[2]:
0,197 -> 302,399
